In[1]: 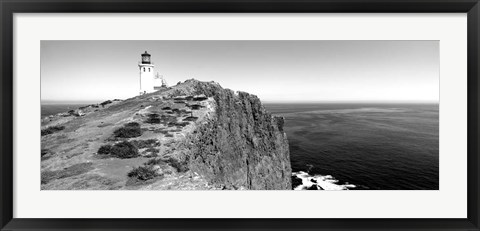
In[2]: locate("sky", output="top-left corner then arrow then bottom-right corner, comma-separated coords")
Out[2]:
41,40 -> 439,103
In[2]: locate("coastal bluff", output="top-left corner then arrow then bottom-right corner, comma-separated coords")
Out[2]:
41,79 -> 292,190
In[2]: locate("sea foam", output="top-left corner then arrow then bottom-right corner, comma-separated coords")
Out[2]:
292,171 -> 356,190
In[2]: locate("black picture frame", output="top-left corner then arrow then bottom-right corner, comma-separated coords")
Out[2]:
1,0 -> 479,230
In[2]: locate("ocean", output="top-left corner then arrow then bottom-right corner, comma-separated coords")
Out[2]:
42,103 -> 439,190
41,104 -> 89,118
264,103 -> 439,190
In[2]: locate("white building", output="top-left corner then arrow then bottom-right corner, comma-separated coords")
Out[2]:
154,73 -> 168,91
139,51 -> 155,95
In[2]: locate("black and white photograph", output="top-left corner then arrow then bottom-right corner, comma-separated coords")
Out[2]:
40,40 -> 439,190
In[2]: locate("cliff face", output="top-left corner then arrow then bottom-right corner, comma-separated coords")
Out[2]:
181,81 -> 292,190
41,79 -> 291,190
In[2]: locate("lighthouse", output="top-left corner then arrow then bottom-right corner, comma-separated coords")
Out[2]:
139,51 -> 155,95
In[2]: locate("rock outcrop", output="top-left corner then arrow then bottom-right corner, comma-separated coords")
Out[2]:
179,80 -> 291,190
41,79 -> 291,190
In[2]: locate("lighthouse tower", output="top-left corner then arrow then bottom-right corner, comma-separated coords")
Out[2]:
139,51 -> 155,95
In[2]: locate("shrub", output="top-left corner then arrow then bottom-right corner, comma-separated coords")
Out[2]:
167,121 -> 189,128
183,116 -> 198,122
141,157 -> 188,173
110,141 -> 139,159
145,158 -> 163,166
41,149 -> 53,160
125,122 -> 140,127
165,158 -> 189,173
188,104 -> 204,110
143,148 -> 159,157
41,125 -> 65,136
127,166 -> 157,181
113,122 -> 142,138
97,144 -> 112,155
145,113 -> 161,124
100,100 -> 113,107
130,139 -> 158,149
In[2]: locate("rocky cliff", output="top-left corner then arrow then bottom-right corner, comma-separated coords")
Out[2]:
41,79 -> 291,190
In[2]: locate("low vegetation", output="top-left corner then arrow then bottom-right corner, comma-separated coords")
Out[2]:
97,141 -> 139,159
144,147 -> 160,157
130,139 -> 160,157
145,113 -> 161,124
41,148 -> 54,160
79,104 -> 100,110
188,104 -> 204,110
127,157 -> 189,182
130,139 -> 158,149
113,122 -> 142,138
145,113 -> 179,126
41,149 -> 49,157
174,108 -> 190,115
41,125 -> 65,136
100,100 -> 113,107
110,141 -> 139,158
183,116 -> 198,122
165,157 -> 189,173
97,144 -> 112,155
127,165 -> 158,181
174,100 -> 186,104
41,162 -> 94,184
168,121 -> 190,127
127,158 -> 164,182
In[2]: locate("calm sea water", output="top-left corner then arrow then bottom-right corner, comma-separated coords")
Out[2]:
41,104 -> 89,118
264,103 -> 439,190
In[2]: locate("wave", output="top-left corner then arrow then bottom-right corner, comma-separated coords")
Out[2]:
292,171 -> 356,190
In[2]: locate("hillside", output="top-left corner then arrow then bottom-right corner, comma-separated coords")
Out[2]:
41,79 -> 292,190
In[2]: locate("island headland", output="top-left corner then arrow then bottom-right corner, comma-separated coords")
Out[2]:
41,79 -> 292,190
